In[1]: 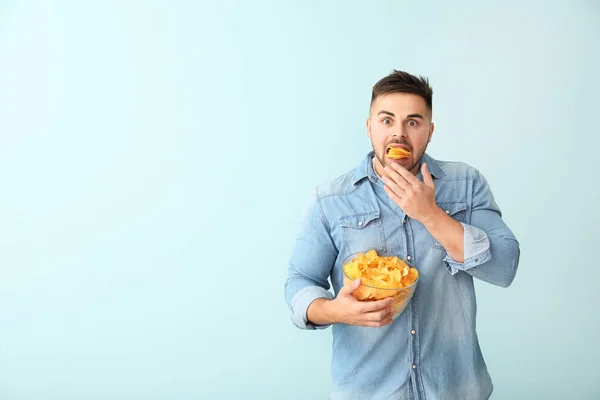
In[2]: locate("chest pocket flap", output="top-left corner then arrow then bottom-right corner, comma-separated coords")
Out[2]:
437,202 -> 467,222
339,210 -> 380,229
339,210 -> 384,255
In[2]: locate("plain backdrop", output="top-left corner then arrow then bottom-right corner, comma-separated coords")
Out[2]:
1,1 -> 599,399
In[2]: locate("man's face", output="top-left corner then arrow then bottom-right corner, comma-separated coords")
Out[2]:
366,92 -> 434,176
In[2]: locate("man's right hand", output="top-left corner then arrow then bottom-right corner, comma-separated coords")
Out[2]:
307,278 -> 396,327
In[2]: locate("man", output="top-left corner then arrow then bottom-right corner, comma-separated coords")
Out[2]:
284,70 -> 520,400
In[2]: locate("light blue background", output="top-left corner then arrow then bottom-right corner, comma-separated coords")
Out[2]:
1,1 -> 598,399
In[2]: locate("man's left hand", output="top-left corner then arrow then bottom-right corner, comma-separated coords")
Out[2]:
382,162 -> 439,225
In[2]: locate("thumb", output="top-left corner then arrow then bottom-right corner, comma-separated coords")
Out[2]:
343,277 -> 362,294
422,163 -> 434,188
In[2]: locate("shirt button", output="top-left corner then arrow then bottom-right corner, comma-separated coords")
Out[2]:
475,258 -> 479,262
358,221 -> 363,226
411,329 -> 416,335
445,210 -> 450,214
402,218 -> 406,224
412,364 -> 416,369
407,256 -> 412,261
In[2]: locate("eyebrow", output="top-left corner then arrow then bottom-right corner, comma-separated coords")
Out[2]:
377,110 -> 425,120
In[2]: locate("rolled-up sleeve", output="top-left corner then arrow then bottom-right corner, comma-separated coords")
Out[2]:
444,171 -> 520,287
443,223 -> 492,274
284,189 -> 338,330
290,286 -> 335,329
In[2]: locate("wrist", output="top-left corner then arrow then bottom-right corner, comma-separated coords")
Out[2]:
308,297 -> 337,325
322,298 -> 338,324
421,205 -> 446,230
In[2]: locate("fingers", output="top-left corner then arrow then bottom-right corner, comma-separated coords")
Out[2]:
362,320 -> 392,328
360,312 -> 394,327
422,163 -> 434,188
356,299 -> 395,327
364,307 -> 394,322
383,166 -> 410,190
389,162 -> 420,185
359,297 -> 395,313
382,174 -> 406,198
340,283 -> 397,328
383,185 -> 404,206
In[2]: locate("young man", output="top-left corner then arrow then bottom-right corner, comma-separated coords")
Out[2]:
284,70 -> 520,400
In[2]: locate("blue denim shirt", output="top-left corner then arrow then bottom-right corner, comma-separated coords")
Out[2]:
284,151 -> 520,400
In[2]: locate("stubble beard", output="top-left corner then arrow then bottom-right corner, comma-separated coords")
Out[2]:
372,142 -> 428,175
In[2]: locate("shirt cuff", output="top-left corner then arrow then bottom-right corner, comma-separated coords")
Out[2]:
443,223 -> 492,275
290,285 -> 335,330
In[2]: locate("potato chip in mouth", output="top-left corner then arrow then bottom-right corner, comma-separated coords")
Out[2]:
386,146 -> 411,159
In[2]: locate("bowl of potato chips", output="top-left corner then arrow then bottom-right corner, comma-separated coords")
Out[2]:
342,249 -> 419,319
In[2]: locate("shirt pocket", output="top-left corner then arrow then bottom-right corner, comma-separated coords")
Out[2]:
339,210 -> 385,255
431,202 -> 468,249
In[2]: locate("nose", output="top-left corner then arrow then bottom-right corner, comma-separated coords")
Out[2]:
392,127 -> 408,139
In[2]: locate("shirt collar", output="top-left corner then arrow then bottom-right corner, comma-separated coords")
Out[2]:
421,153 -> 446,179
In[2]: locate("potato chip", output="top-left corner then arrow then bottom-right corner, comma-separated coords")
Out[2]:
343,250 -> 418,290
403,268 -> 418,286
342,250 -> 419,317
386,146 -> 411,159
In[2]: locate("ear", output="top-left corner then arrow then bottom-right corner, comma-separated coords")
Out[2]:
366,117 -> 372,139
427,122 -> 435,143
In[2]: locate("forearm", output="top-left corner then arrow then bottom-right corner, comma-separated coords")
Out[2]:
284,189 -> 339,329
306,298 -> 336,326
464,232 -> 520,287
423,206 -> 465,263
285,274 -> 335,330
434,215 -> 520,288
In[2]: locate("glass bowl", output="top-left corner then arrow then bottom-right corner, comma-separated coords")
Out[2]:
342,251 -> 419,319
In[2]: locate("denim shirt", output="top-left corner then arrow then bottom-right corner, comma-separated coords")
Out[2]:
284,151 -> 520,400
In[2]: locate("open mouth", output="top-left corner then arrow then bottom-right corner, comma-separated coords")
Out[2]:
386,145 -> 411,159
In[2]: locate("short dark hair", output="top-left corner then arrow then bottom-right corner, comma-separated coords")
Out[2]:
370,70 -> 433,112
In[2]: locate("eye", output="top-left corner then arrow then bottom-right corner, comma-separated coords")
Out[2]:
382,118 -> 392,125
407,119 -> 418,127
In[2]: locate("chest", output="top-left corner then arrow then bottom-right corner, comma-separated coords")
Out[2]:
327,179 -> 472,288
